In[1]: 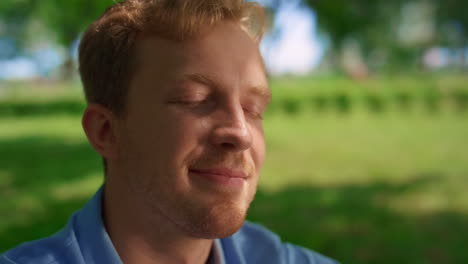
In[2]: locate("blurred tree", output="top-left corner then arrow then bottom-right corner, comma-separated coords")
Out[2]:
0,0 -> 38,58
435,0 -> 468,70
35,0 -> 113,79
394,0 -> 437,71
300,0 -> 468,74
3,0 -> 466,78
301,0 -> 406,77
0,0 -> 112,79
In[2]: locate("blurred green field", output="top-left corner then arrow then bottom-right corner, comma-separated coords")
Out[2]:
1,76 -> 468,264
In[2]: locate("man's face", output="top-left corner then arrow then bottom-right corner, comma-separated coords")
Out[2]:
114,22 -> 270,238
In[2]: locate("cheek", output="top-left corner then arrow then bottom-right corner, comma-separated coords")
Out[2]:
153,114 -> 207,164
120,113 -> 191,164
251,126 -> 266,170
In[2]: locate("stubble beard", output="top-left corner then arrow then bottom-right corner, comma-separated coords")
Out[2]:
180,192 -> 256,239
156,185 -> 257,239
130,151 -> 260,239
167,153 -> 259,238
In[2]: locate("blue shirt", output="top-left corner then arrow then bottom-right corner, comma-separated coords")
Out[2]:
1,187 -> 338,264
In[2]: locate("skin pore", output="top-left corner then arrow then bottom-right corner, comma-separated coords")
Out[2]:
82,21 -> 270,264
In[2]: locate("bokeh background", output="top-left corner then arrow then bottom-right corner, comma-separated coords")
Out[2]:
1,0 -> 468,263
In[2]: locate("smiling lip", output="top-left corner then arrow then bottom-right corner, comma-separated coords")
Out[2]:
189,168 -> 248,187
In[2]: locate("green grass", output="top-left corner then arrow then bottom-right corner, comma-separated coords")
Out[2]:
1,77 -> 468,263
253,111 -> 468,263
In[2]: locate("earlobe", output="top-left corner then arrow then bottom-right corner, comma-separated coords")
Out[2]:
82,104 -> 119,160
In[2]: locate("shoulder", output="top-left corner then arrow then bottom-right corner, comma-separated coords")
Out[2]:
0,221 -> 83,264
224,221 -> 339,264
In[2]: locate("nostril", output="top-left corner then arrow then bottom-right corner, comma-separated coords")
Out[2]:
221,142 -> 236,149
211,123 -> 253,152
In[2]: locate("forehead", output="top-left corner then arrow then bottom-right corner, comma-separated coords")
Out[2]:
132,21 -> 268,93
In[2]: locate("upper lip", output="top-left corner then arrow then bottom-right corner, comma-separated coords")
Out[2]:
189,168 -> 248,179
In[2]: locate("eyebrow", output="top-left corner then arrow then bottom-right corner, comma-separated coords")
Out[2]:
180,73 -> 217,89
180,73 -> 272,101
249,85 -> 272,103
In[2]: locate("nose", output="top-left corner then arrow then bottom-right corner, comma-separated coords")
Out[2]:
210,104 -> 253,152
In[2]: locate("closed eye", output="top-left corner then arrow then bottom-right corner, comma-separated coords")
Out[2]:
168,97 -> 216,115
243,105 -> 264,120
168,95 -> 210,107
174,100 -> 206,106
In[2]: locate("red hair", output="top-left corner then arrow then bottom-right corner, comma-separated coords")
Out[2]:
79,0 -> 265,116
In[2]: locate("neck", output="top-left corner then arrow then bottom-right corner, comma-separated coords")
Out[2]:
102,180 -> 213,264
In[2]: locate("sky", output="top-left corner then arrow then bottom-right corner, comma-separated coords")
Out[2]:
260,1 -> 325,74
0,1 -> 325,80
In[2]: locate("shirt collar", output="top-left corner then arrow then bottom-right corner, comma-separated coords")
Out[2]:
74,186 -> 123,264
209,239 -> 226,264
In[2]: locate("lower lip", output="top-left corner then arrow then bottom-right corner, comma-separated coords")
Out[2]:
189,170 -> 246,188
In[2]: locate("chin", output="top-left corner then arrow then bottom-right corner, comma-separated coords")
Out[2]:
178,201 -> 249,239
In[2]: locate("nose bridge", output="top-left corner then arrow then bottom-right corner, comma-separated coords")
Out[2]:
212,98 -> 252,151
222,100 -> 246,129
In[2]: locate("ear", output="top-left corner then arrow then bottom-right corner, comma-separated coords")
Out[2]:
82,104 -> 120,160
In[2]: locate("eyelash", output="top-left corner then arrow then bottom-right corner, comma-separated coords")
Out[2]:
173,100 -> 264,120
173,98 -> 208,106
243,106 -> 264,120
178,100 -> 203,106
